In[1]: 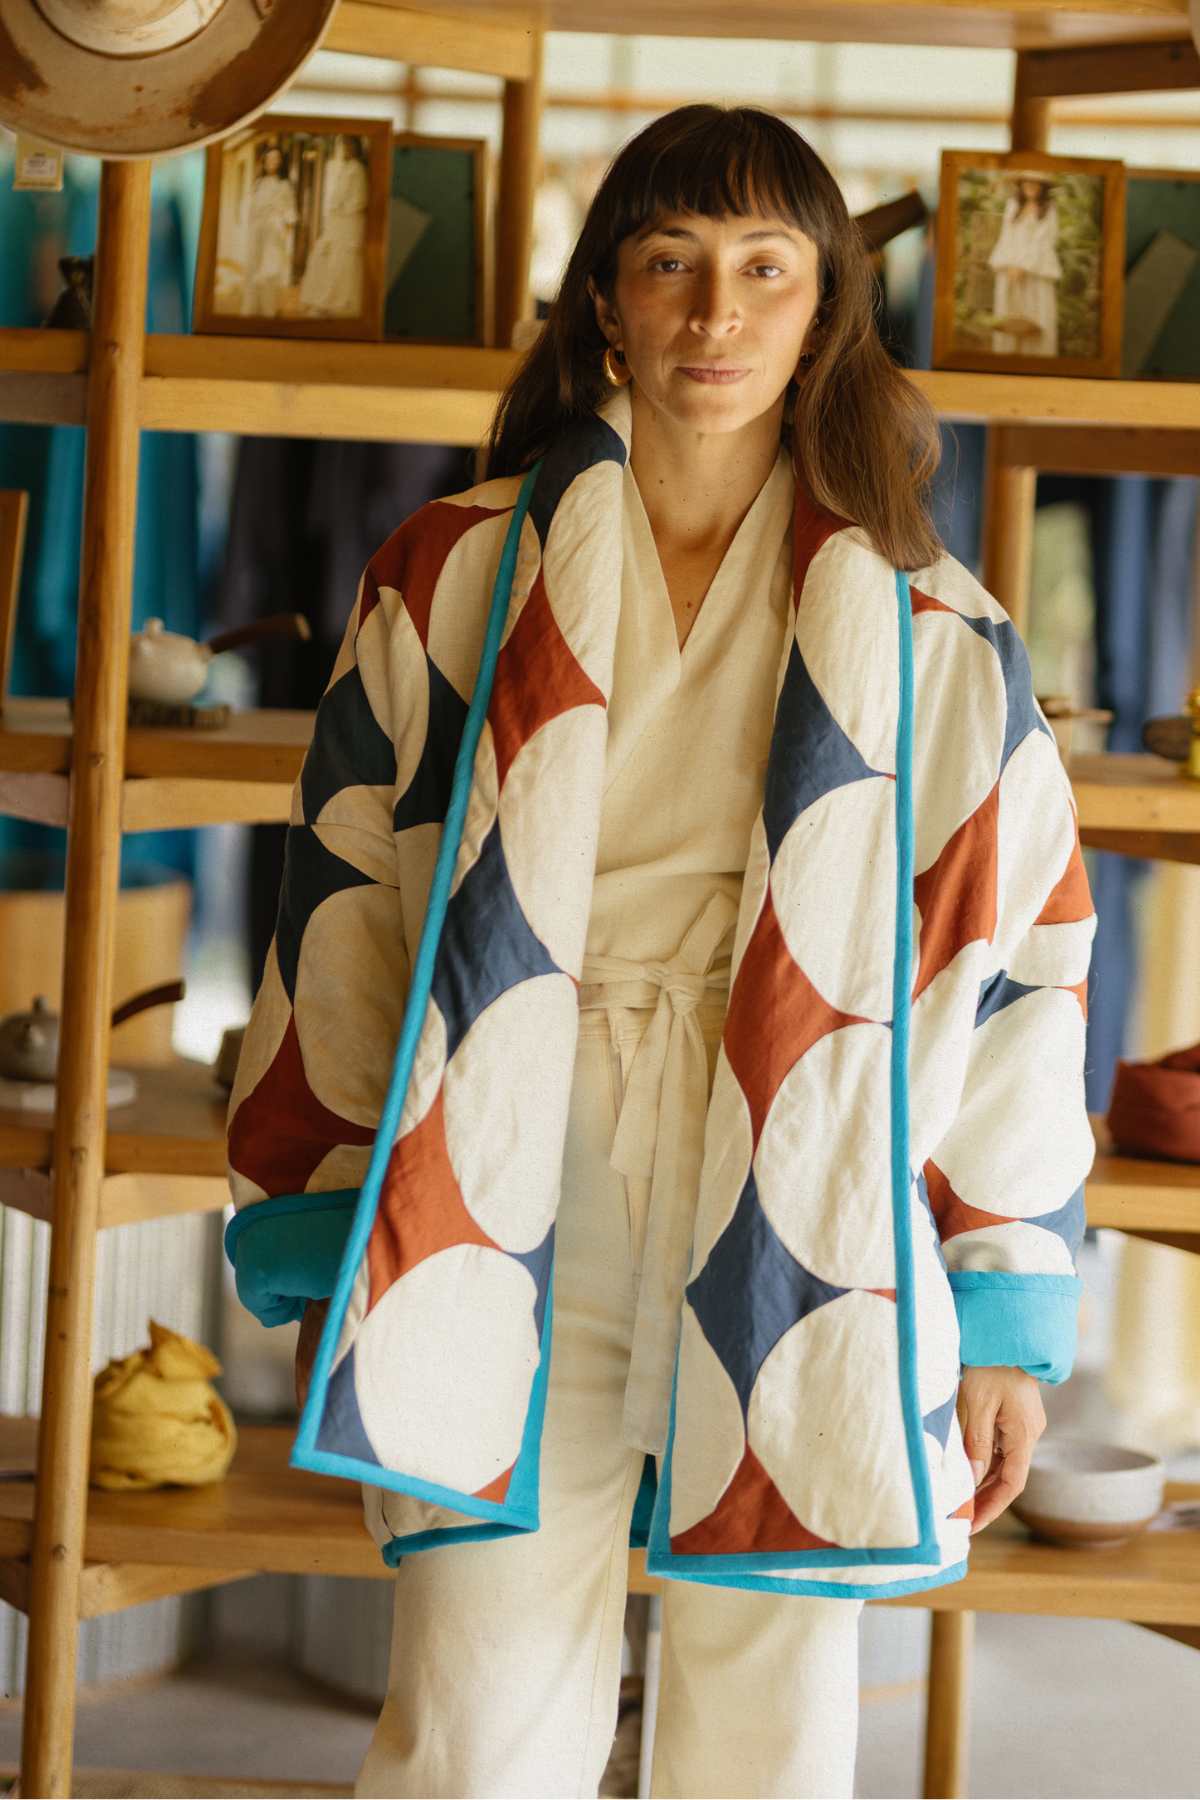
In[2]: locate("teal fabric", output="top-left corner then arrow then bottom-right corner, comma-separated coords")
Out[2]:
0,147 -> 209,888
949,1271 -> 1082,1384
225,1191 -> 358,1328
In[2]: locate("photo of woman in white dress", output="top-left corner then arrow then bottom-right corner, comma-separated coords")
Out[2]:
987,174 -> 1062,356
297,134 -> 370,318
241,141 -> 298,317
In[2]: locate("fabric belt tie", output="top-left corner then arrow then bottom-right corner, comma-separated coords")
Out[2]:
577,887 -> 739,1453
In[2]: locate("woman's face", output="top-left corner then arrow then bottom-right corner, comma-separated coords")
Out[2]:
264,147 -> 282,176
591,205 -> 821,434
1019,179 -> 1044,203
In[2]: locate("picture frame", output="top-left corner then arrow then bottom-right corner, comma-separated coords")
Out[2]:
932,148 -> 1126,379
1123,167 -> 1200,381
193,113 -> 392,340
383,132 -> 493,346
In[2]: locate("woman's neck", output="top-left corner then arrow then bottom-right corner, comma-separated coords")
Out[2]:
627,383 -> 786,556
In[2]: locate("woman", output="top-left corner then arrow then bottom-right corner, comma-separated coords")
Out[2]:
987,174 -> 1062,357
225,106 -> 1096,1797
241,141 -> 297,317
298,134 -> 370,318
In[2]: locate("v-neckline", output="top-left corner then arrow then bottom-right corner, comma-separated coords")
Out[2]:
626,449 -> 791,665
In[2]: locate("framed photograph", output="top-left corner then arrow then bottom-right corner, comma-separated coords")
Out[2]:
1123,167 -> 1200,381
384,133 -> 493,346
932,149 -> 1126,378
193,114 -> 392,339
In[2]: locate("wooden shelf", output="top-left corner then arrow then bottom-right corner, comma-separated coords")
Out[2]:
359,0 -> 1191,52
1072,752 -> 1200,864
0,698 -> 311,831
0,1417 -> 1195,1619
0,1058 -> 231,1228
3,330 -> 1199,443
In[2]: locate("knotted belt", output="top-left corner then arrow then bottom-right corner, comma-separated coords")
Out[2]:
577,887 -> 738,1453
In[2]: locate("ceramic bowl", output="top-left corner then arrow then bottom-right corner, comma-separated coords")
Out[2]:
1010,1440 -> 1165,1549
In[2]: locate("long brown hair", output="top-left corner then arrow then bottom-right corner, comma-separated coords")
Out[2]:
483,104 -> 943,572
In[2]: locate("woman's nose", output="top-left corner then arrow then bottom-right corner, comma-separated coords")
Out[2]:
687,268 -> 742,335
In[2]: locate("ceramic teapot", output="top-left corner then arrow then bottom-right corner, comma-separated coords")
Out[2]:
128,612 -> 312,706
0,980 -> 186,1083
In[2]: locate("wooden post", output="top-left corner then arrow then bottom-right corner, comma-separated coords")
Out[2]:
980,426 -> 1036,634
495,27 -> 545,349
979,53 -> 1046,627
20,158 -> 152,1800
923,1609 -> 974,1798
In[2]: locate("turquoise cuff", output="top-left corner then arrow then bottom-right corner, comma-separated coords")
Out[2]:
949,1271 -> 1082,1385
224,1190 -> 358,1328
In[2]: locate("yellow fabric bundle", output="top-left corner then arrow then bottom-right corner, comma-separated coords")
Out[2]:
89,1319 -> 237,1490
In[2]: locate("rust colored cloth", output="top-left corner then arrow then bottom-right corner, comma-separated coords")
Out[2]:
1107,1040 -> 1200,1162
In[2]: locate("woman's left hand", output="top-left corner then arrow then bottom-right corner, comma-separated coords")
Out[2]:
956,1366 -> 1047,1534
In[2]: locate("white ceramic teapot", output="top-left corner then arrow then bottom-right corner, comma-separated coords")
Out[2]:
128,613 -> 313,706
0,980 -> 186,1084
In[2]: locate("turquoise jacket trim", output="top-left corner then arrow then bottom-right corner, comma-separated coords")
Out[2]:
950,1270 -> 1082,1384
224,1190 -> 358,1328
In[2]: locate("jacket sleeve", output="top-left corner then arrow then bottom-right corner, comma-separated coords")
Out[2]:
921,665 -> 1098,1386
223,561 -> 409,1327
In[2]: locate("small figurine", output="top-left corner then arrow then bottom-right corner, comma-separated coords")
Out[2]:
43,255 -> 93,330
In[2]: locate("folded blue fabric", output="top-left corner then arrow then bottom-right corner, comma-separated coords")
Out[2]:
949,1270 -> 1082,1384
224,1190 -> 358,1328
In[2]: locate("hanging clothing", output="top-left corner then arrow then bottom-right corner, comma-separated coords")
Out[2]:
355,1009 -> 863,1800
224,380 -> 1097,1600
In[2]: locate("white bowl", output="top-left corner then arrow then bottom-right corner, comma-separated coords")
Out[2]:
1010,1440 -> 1165,1549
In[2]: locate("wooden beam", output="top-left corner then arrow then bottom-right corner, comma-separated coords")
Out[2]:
1018,36 -> 1200,99
325,0 -> 537,79
495,27 -> 545,349
999,425 -> 1200,478
21,159 -> 152,1800
923,1610 -> 974,1798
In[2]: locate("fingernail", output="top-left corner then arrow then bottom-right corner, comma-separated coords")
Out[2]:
971,1459 -> 986,1485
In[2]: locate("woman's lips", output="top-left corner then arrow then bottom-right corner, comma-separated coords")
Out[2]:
677,365 -> 749,383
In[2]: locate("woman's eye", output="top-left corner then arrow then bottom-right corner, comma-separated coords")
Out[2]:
649,257 -> 685,273
750,263 -> 785,278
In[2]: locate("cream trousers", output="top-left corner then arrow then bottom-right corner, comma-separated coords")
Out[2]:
354,1000 -> 864,1800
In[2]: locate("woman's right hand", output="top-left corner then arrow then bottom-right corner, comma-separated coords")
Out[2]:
295,1297 -> 331,1410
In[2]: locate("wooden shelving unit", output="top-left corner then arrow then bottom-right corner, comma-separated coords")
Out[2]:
1,2 -> 1198,1795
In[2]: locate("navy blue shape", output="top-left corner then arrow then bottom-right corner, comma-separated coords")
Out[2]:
432,816 -> 562,1061
959,612 -> 1055,773
507,1219 -> 555,1341
302,662 -> 398,824
975,968 -> 1041,1028
685,1172 -> 850,1419
1029,1181 -> 1086,1261
762,638 -> 882,861
525,410 -> 627,549
393,657 -> 469,832
914,1167 -> 948,1271
275,824 -> 375,1003
922,1392 -> 957,1451
314,1343 -> 382,1467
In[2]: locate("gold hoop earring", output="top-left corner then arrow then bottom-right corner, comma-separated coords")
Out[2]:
603,345 -> 633,388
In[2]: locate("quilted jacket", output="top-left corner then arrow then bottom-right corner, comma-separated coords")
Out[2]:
224,381 -> 1097,1599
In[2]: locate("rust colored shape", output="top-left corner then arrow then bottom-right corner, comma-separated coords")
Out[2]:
489,564 -> 607,791
671,1440 -> 836,1556
366,1083 -> 501,1314
912,783 -> 999,1001
724,886 -> 870,1148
